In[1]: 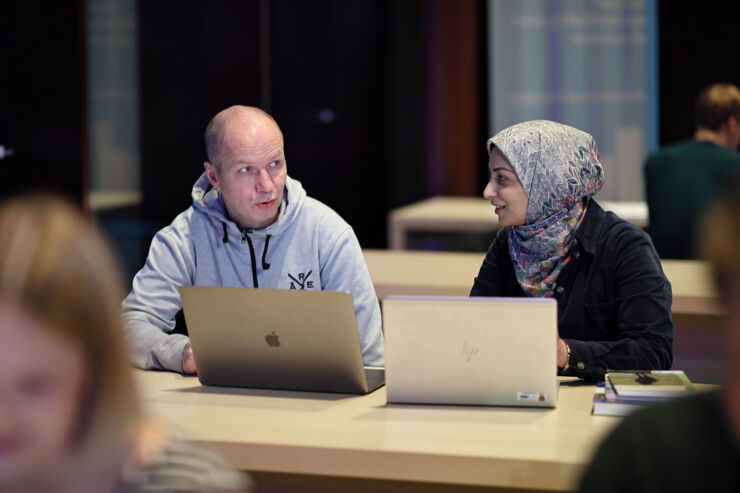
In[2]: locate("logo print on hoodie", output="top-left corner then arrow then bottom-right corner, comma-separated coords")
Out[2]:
288,271 -> 314,290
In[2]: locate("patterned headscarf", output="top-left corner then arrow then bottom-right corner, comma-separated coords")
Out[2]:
487,120 -> 605,297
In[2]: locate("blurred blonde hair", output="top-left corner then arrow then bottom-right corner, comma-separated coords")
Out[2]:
0,194 -> 139,480
700,182 -> 740,297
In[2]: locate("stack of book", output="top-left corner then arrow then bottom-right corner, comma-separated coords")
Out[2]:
592,370 -> 695,417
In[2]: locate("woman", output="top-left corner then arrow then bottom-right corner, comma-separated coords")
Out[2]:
471,120 -> 673,381
0,195 -> 249,492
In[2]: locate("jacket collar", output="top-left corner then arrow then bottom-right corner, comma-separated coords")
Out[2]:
574,199 -> 606,254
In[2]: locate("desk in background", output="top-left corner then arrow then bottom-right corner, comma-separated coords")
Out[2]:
363,250 -> 721,318
89,189 -> 142,211
388,197 -> 648,250
363,249 -> 724,383
136,370 -> 620,492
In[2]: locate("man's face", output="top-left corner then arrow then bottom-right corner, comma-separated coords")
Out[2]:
205,119 -> 287,230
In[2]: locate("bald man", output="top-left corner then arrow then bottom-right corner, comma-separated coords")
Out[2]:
122,106 -> 384,373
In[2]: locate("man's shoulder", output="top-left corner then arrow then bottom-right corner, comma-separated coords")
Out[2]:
648,139 -> 740,167
645,140 -> 697,166
155,205 -> 208,242
619,390 -> 721,434
300,194 -> 352,232
579,390 -> 734,493
611,390 -> 730,456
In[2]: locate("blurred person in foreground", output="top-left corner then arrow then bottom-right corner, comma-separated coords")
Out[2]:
578,182 -> 740,492
645,82 -> 740,259
0,195 -> 249,492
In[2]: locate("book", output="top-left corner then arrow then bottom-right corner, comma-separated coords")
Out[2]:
592,371 -> 695,417
606,370 -> 694,398
592,384 -> 646,416
592,381 -> 671,416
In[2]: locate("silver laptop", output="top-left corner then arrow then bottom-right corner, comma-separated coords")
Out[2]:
179,286 -> 384,394
382,295 -> 558,408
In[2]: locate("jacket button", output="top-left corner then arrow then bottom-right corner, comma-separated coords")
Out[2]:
573,238 -> 578,245
577,361 -> 585,370
574,251 -> 581,259
556,286 -> 565,294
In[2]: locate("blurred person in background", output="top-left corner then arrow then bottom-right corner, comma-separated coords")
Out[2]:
645,82 -> 740,259
471,120 -> 673,381
578,180 -> 740,492
0,195 -> 249,492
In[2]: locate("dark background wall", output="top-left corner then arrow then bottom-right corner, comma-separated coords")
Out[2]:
657,2 -> 740,145
0,0 -> 86,203
2,0 -> 740,256
136,0 -> 486,250
269,0 -> 387,248
138,1 -> 264,225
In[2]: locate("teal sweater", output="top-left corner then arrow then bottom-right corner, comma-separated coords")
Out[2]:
644,140 -> 740,259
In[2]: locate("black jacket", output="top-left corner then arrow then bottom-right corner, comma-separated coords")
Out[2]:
470,200 -> 674,381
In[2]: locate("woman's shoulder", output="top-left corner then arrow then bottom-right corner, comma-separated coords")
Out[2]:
493,225 -> 512,246
482,226 -> 512,260
589,200 -> 653,250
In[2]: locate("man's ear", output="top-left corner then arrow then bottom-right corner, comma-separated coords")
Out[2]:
204,161 -> 219,189
719,116 -> 740,146
722,116 -> 738,134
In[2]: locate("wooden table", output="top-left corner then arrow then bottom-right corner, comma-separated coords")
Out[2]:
363,250 -> 721,318
89,189 -> 142,211
136,370 -> 622,492
388,197 -> 648,250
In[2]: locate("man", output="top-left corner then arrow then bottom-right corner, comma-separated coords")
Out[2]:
577,182 -> 740,492
122,105 -> 384,373
644,82 -> 740,259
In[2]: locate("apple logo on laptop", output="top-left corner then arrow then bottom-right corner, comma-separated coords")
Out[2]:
265,330 -> 281,348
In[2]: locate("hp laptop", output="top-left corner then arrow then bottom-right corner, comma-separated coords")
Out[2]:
179,286 -> 384,394
382,295 -> 558,408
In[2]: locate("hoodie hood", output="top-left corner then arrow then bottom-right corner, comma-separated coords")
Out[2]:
190,172 -> 307,238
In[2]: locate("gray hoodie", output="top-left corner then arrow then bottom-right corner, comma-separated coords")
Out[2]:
121,172 -> 384,372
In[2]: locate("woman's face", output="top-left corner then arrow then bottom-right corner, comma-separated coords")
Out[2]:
483,148 -> 528,226
0,300 -> 87,488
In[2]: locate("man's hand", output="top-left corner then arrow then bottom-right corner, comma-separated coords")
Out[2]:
181,341 -> 197,374
557,337 -> 568,369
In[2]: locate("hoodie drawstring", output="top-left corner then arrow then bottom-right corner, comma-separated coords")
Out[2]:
221,222 -> 228,244
245,235 -> 259,288
244,233 -> 272,288
262,235 -> 272,269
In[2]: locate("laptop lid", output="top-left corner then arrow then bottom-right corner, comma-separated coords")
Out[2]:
179,286 -> 384,394
382,296 -> 558,408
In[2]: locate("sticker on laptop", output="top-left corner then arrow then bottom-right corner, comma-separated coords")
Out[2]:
517,391 -> 548,403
